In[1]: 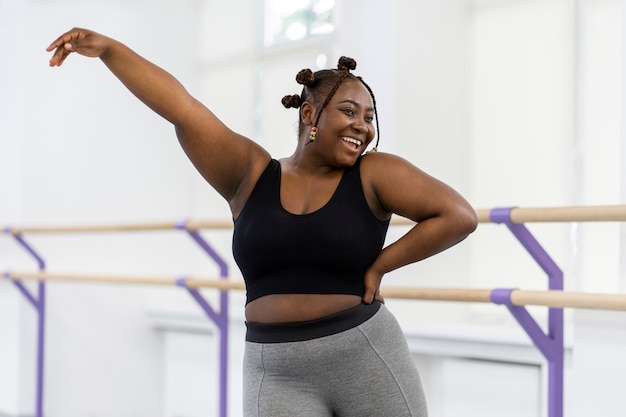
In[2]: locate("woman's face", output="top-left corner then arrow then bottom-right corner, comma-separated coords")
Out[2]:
313,79 -> 376,165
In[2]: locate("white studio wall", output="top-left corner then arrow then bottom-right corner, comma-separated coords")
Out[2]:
575,0 -> 624,294
387,0 -> 475,323
1,0 -> 626,417
2,1 -> 211,417
467,0 -> 578,329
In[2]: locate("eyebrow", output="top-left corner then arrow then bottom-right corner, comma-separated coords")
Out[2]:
337,99 -> 375,112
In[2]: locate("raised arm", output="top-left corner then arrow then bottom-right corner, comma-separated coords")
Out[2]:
47,28 -> 270,213
360,152 -> 478,304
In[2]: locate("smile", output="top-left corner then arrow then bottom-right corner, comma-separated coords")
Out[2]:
341,136 -> 362,147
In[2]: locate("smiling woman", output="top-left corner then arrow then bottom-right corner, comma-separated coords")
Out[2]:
46,27 -> 477,416
281,57 -> 379,151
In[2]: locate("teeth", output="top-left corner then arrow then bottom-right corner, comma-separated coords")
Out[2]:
341,137 -> 362,146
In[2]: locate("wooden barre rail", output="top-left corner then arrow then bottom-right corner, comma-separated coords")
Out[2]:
495,205 -> 626,223
4,219 -> 235,235
3,205 -> 626,234
6,271 -> 246,290
381,287 -> 626,311
5,271 -> 626,311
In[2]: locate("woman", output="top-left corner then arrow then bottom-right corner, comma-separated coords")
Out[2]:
47,28 -> 477,417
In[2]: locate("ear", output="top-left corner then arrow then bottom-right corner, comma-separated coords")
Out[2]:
300,101 -> 316,126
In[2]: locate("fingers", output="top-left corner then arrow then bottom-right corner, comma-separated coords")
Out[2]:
363,267 -> 384,304
47,31 -> 76,67
46,34 -> 68,52
362,278 -> 381,304
46,28 -> 87,67
374,293 -> 386,304
362,289 -> 375,305
48,43 -> 72,67
362,289 -> 385,305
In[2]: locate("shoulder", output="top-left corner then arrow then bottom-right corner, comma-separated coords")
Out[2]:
358,152 -> 423,220
360,151 -> 412,164
359,151 -> 421,179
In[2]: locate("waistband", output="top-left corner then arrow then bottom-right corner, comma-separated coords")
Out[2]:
245,301 -> 382,343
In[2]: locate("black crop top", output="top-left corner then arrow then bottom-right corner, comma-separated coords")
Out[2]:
232,157 -> 390,304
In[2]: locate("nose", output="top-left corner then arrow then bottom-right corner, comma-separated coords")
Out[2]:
351,117 -> 367,132
351,120 -> 373,144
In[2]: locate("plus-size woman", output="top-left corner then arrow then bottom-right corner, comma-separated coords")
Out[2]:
47,28 -> 477,416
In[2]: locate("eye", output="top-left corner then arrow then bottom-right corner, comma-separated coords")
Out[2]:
365,115 -> 374,123
341,108 -> 355,116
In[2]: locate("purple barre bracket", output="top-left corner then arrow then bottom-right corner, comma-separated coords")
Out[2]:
489,206 -> 515,224
490,288 -> 561,362
489,287 -> 515,305
488,208 -> 564,417
179,229 -> 229,417
7,232 -> 46,417
174,219 -> 188,231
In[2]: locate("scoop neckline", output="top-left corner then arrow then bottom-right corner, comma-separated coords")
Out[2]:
276,160 -> 351,217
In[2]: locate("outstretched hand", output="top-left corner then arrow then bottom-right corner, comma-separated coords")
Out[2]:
46,28 -> 111,67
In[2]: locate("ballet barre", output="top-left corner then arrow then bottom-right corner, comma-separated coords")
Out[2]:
382,287 -> 626,311
3,221 -> 233,417
3,203 -> 626,417
4,219 -> 234,235
4,204 -> 626,236
474,204 -> 626,223
4,271 -> 246,290
5,271 -> 626,311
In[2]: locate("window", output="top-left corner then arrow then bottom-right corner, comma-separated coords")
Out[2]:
264,0 -> 335,47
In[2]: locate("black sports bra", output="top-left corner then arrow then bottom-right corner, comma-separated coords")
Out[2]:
232,157 -> 390,304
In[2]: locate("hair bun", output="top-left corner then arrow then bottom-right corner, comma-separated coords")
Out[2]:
337,56 -> 357,72
295,68 -> 315,86
281,94 -> 302,109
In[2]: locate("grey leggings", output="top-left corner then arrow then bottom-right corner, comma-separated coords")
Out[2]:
243,303 -> 428,417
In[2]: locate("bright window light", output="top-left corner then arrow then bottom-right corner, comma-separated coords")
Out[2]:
264,0 -> 335,47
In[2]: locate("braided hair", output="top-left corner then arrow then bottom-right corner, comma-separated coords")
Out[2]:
281,56 -> 380,151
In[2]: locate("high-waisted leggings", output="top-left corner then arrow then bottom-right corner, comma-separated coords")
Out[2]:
243,302 -> 428,417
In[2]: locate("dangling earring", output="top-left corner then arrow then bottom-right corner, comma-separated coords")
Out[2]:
308,126 -> 317,143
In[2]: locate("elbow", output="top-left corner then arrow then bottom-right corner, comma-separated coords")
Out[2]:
457,204 -> 479,237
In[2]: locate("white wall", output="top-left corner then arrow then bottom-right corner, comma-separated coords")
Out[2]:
1,1 -> 212,416
1,0 -> 626,416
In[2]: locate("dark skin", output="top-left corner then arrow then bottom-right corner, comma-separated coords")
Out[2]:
47,28 -> 478,324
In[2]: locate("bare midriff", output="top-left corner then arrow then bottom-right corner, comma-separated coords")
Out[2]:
245,294 -> 363,324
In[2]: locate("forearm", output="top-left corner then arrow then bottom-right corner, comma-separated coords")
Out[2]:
99,40 -> 194,125
374,214 -> 476,276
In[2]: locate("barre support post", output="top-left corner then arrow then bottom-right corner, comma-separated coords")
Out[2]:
179,223 -> 229,417
7,231 -> 46,417
490,208 -> 564,417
